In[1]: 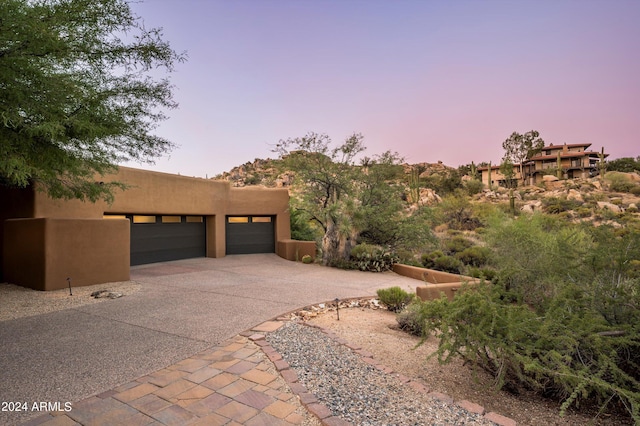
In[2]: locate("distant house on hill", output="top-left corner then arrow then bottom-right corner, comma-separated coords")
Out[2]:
479,143 -> 607,188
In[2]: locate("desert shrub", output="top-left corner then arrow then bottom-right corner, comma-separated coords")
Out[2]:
443,236 -> 474,255
350,243 -> 377,258
464,179 -> 484,196
433,255 -> 463,274
432,194 -> 483,231
575,207 -> 592,218
605,172 -> 635,193
416,281 -> 640,422
542,197 -> 581,214
410,218 -> 640,421
455,246 -> 492,267
607,157 -> 640,173
396,299 -> 428,336
421,250 -> 444,269
376,286 -> 414,312
350,245 -> 399,272
245,175 -> 260,185
467,266 -> 497,281
396,249 -> 422,267
301,254 -> 313,264
631,185 -> 640,196
483,213 -> 591,309
290,208 -> 319,241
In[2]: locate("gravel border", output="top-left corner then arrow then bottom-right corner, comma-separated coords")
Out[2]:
260,320 -> 515,426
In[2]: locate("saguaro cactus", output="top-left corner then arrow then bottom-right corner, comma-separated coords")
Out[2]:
598,147 -> 607,178
409,166 -> 420,204
557,151 -> 563,179
487,161 -> 492,190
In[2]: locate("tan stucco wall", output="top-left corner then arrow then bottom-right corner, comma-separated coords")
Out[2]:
4,218 -> 129,291
392,264 -> 484,301
276,240 -> 316,261
2,166 -> 292,289
392,264 -> 479,284
227,186 -> 292,243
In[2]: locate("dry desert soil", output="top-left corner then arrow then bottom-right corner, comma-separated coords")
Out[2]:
307,304 -> 633,426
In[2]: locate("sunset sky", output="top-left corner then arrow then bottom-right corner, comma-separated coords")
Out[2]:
126,0 -> 639,178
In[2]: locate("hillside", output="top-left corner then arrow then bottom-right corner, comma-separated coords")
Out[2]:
215,157 -> 640,225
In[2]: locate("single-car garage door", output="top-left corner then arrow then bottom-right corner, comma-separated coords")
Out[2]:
225,216 -> 275,254
124,215 -> 206,265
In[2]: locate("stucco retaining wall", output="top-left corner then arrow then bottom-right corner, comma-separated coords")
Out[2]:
4,218 -> 130,291
276,239 -> 316,261
392,263 -> 483,301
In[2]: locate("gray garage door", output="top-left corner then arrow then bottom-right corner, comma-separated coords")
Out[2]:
225,216 -> 275,254
125,215 -> 206,265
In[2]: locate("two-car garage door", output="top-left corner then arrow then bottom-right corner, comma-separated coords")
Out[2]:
127,215 -> 206,266
106,214 -> 275,265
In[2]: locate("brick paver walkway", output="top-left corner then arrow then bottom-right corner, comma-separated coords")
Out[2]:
21,318 -> 516,426
23,322 -> 319,426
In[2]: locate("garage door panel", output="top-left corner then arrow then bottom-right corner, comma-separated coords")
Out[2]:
130,216 -> 206,265
226,216 -> 274,255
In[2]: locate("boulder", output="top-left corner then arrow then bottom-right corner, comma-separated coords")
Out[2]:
567,189 -> 584,202
597,201 -> 623,213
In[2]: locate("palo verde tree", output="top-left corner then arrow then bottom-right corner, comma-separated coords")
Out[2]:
501,130 -> 544,185
0,0 -> 185,202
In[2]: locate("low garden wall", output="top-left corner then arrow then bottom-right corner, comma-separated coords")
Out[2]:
392,263 -> 484,301
276,239 -> 316,262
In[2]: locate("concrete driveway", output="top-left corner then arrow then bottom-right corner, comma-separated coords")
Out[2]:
0,254 -> 418,425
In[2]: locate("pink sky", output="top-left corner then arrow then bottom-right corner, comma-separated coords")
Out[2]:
125,0 -> 639,177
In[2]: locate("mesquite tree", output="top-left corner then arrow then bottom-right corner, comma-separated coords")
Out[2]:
0,0 -> 185,201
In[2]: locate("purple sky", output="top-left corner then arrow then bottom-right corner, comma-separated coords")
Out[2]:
125,0 -> 640,178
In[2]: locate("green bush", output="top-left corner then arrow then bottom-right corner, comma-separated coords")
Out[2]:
631,185 -> 640,196
467,266 -> 497,281
575,207 -> 593,218
433,255 -> 463,274
443,236 -> 474,255
415,281 -> 640,422
605,172 -> 635,193
396,300 -> 427,336
350,245 -> 399,272
350,243 -> 377,258
290,208 -> 319,241
396,249 -> 422,267
376,286 -> 414,312
421,250 -> 444,269
465,179 -> 484,196
455,246 -> 492,267
542,197 -> 581,214
409,216 -> 640,421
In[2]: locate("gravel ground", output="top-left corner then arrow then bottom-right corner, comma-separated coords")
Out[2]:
267,321 -> 494,426
0,281 -> 141,321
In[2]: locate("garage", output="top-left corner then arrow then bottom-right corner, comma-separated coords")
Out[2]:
120,215 -> 206,265
225,216 -> 275,254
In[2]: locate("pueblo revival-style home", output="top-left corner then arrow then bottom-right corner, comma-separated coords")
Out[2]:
1,167 -> 313,291
479,142 -> 607,188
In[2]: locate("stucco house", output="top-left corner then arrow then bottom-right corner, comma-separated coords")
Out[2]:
1,167 -> 313,291
479,143 -> 607,187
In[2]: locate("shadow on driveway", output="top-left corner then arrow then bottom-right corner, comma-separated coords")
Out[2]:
0,254 -> 418,425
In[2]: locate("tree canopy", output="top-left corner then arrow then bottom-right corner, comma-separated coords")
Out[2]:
0,0 -> 185,201
274,132 -> 430,265
501,130 -> 544,183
